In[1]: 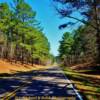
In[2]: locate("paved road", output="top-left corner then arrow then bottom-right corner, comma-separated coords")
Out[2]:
0,66 -> 82,100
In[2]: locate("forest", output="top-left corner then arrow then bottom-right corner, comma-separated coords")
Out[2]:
0,0 -> 51,65
54,0 -> 100,68
58,25 -> 97,67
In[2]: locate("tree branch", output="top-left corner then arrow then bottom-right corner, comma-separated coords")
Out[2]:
66,15 -> 98,30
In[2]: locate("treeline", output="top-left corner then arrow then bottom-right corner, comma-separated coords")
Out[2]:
58,24 -> 97,66
0,0 -> 51,65
53,0 -> 100,66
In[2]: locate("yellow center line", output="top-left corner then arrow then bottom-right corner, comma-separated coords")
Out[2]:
2,82 -> 29,100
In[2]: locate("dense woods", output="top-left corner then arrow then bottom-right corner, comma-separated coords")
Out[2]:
0,0 -> 51,65
58,25 -> 97,66
53,0 -> 100,66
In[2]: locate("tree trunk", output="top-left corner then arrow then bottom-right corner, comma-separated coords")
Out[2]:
94,0 -> 100,63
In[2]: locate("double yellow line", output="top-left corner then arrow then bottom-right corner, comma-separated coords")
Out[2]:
2,82 -> 29,100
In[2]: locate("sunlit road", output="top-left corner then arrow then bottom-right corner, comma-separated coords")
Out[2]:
0,66 -> 82,100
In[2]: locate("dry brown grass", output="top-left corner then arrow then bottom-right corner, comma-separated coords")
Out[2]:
63,67 -> 100,100
0,60 -> 49,74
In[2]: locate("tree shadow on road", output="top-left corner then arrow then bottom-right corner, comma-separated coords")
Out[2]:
0,68 -> 80,99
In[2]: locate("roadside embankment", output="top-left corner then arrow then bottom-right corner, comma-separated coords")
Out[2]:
0,60 -> 49,74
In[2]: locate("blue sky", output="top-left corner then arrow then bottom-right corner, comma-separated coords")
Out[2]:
0,0 -> 81,56
26,0 -> 71,56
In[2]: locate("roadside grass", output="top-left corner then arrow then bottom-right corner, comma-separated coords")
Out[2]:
63,67 -> 100,100
0,59 -> 50,75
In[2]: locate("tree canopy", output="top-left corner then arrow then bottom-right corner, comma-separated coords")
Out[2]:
0,0 -> 51,65
53,0 -> 100,64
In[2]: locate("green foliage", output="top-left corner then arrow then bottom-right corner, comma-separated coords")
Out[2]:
0,0 -> 51,65
59,32 -> 74,59
59,24 -> 97,66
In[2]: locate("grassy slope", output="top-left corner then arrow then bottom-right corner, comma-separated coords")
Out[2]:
63,67 -> 100,100
0,60 -> 49,74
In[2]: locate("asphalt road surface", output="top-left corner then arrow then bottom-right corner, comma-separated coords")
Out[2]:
0,66 -> 83,100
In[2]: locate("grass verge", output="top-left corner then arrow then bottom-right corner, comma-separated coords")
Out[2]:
0,59 -> 50,75
63,67 -> 100,100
